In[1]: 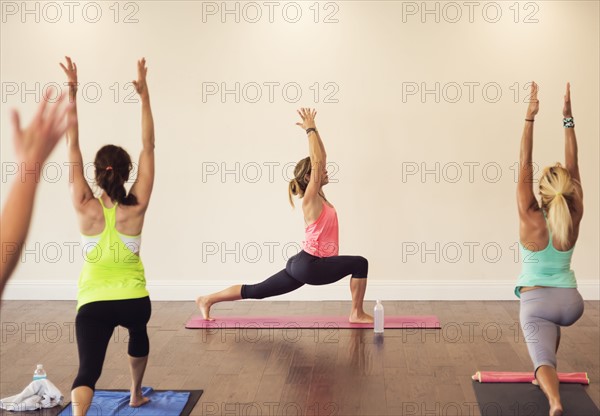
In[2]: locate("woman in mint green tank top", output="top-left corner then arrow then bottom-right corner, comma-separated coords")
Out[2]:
516,82 -> 584,416
61,57 -> 156,415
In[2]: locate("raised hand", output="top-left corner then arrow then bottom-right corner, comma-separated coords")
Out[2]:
132,58 -> 148,96
563,82 -> 572,118
296,108 -> 317,131
526,81 -> 539,119
12,88 -> 75,166
59,56 -> 78,94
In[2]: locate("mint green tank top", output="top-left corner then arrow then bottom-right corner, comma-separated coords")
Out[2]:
515,212 -> 577,298
77,198 -> 149,310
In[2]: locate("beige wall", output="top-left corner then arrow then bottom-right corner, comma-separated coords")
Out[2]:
1,1 -> 598,299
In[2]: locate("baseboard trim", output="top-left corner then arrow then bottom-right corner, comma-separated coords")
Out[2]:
2,279 -> 599,301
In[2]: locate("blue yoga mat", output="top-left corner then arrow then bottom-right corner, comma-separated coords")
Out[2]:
58,387 -> 200,416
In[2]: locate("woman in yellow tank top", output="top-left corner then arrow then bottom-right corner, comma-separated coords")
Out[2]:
516,82 -> 584,416
61,57 -> 156,416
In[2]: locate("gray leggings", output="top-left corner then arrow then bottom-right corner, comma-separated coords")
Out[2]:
519,287 -> 584,374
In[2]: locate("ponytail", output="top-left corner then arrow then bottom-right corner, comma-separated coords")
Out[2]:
546,193 -> 572,247
288,156 -> 312,208
539,163 -> 580,247
94,145 -> 138,206
288,179 -> 299,208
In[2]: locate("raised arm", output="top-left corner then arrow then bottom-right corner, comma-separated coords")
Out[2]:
60,57 -> 94,211
517,81 -> 539,217
296,108 -> 325,211
129,58 -> 155,209
563,83 -> 581,186
1,91 -> 74,297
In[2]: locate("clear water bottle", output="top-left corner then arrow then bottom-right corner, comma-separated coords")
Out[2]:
374,300 -> 384,333
33,364 -> 46,380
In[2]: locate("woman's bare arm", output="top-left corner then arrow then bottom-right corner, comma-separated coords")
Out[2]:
129,58 -> 155,209
60,57 -> 94,211
517,82 -> 539,218
1,91 -> 74,296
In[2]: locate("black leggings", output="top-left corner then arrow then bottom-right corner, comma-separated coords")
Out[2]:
242,250 -> 368,299
72,296 -> 151,390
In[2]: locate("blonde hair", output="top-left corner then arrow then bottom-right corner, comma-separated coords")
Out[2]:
288,157 -> 312,208
539,163 -> 581,247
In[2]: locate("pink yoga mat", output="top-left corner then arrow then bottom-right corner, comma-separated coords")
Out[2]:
186,315 -> 440,329
472,371 -> 589,385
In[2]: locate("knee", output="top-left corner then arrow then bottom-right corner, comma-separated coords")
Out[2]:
565,298 -> 584,326
357,256 -> 369,277
241,284 -> 266,300
128,329 -> 150,357
72,367 -> 101,391
350,256 -> 369,279
534,361 -> 557,378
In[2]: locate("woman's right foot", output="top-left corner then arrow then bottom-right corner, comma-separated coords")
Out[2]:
349,311 -> 374,324
195,296 -> 215,321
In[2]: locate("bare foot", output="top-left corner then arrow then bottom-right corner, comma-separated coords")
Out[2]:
349,312 -> 374,324
195,296 -> 215,321
129,388 -> 150,408
549,404 -> 563,416
532,378 -> 539,386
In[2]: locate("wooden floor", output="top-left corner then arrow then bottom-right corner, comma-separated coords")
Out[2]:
1,300 -> 598,415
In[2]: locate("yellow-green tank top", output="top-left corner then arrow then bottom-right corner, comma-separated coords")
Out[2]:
77,198 -> 149,310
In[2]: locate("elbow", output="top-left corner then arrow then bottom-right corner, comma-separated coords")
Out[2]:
143,140 -> 156,151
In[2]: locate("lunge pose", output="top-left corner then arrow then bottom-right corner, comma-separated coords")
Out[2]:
516,82 -> 584,416
197,108 -> 372,323
61,57 -> 156,415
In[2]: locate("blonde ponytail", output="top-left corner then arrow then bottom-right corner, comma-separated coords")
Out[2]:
546,193 -> 572,247
539,163 -> 579,247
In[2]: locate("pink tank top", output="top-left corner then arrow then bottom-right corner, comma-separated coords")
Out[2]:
303,202 -> 339,257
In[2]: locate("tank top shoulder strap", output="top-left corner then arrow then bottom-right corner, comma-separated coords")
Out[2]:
98,198 -> 118,229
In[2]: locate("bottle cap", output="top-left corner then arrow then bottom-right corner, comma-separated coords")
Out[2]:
37,364 -> 43,369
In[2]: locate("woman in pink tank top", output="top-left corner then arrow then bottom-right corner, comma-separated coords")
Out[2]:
197,108 -> 372,323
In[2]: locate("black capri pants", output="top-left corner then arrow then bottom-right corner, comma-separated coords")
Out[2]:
72,296 -> 151,390
242,250 -> 368,299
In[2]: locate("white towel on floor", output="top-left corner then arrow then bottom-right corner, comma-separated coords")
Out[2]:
0,379 -> 63,411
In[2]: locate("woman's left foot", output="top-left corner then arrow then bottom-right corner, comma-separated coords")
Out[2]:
195,296 -> 215,321
129,388 -> 150,407
349,312 -> 374,324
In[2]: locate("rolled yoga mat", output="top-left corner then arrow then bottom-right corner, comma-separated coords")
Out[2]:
186,315 -> 440,329
472,381 -> 599,416
472,371 -> 590,384
57,387 -> 203,416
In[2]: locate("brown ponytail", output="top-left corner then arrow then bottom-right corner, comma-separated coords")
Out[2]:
94,145 -> 138,206
288,156 -> 312,208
